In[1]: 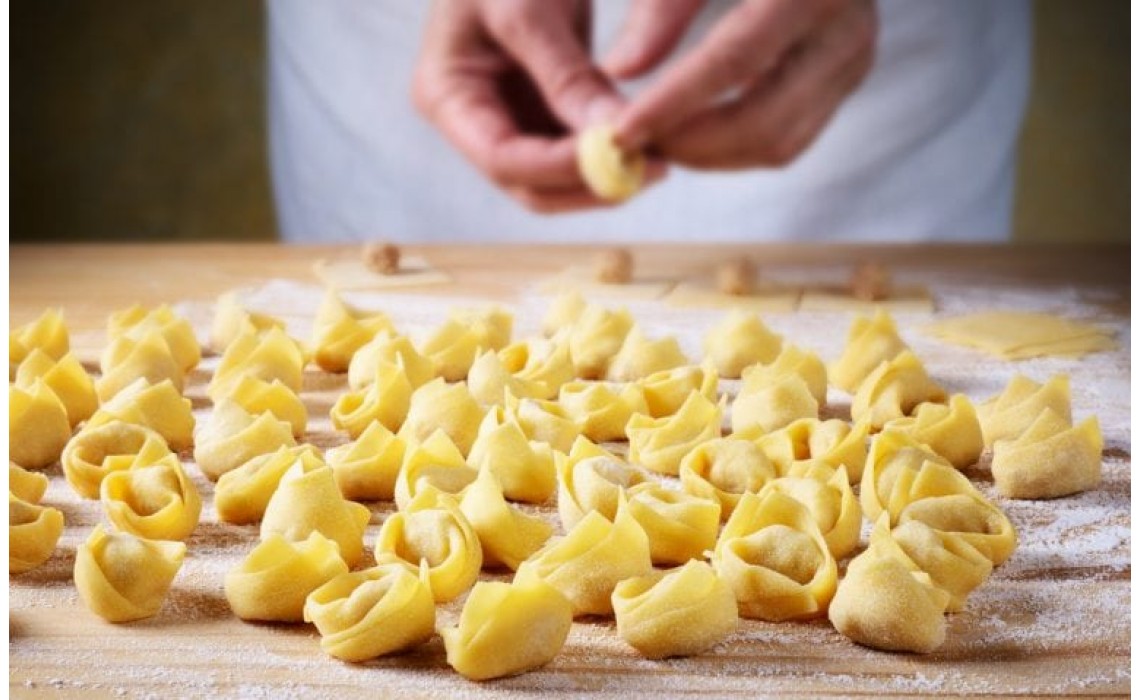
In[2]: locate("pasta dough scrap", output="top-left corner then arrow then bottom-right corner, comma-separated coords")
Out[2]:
467,413 -> 557,504
215,445 -> 326,524
348,332 -> 435,391
311,291 -> 395,373
741,344 -> 828,407
225,532 -> 349,622
828,310 -> 909,394
62,420 -> 173,499
393,430 -> 479,510
851,351 -> 946,431
760,466 -> 861,559
9,492 -> 65,574
398,378 -> 484,456
883,394 -> 984,470
732,375 -> 819,435
14,350 -> 98,428
557,438 -> 647,529
86,378 -> 195,451
558,381 -> 648,443
923,311 -> 1116,360
194,400 -> 296,481
442,578 -> 573,681
515,503 -> 652,617
10,462 -> 50,504
75,525 -> 186,623
208,327 -> 307,401
605,327 -> 688,381
612,560 -> 738,659
703,310 -> 783,378
977,374 -> 1072,447
107,304 -> 200,372
303,563 -> 436,662
331,362 -> 413,437
568,303 -> 634,379
991,409 -> 1102,499
225,374 -> 308,437
326,422 -> 407,502
577,125 -> 645,202
10,308 -> 69,370
209,292 -> 286,353
627,391 -> 724,476
626,482 -> 720,565
502,392 -> 580,453
97,329 -> 184,401
679,438 -> 776,520
261,463 -> 372,568
10,380 -> 72,469
100,456 -> 202,541
750,418 -> 869,483
459,468 -> 554,570
636,364 -> 719,418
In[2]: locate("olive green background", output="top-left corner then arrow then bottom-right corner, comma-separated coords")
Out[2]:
10,1 -> 1129,244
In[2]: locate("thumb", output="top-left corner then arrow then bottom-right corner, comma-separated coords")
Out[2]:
602,0 -> 706,79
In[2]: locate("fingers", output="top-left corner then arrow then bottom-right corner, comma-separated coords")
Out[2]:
602,0 -> 706,79
508,160 -> 669,213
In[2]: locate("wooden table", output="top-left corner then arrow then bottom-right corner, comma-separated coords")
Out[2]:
9,244 -> 1131,698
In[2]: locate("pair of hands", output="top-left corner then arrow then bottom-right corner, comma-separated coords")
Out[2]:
412,0 -> 876,213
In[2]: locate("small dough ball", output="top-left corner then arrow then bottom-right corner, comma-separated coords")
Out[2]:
595,248 -> 633,285
850,261 -> 891,301
717,258 -> 756,296
362,241 -> 401,275
577,126 -> 645,202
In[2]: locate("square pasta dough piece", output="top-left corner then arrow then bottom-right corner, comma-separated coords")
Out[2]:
664,281 -> 800,312
799,285 -> 935,314
537,266 -> 675,301
923,311 -> 1116,359
313,256 -> 451,291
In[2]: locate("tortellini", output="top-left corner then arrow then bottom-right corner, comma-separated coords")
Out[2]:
9,492 -> 65,574
991,409 -> 1102,499
515,503 -> 652,617
208,327 -> 306,401
225,532 -> 348,622
375,488 -> 483,603
442,578 -> 573,681
419,318 -> 481,382
451,305 -> 514,353
576,124 -> 645,202
679,438 -> 776,520
393,430 -> 479,509
712,490 -> 837,622
193,400 -> 296,481
627,391 -> 724,476
851,350 -> 946,430
541,291 -> 587,338
497,336 -> 575,399
86,378 -> 195,451
612,560 -> 738,659
605,327 -> 688,382
568,303 -> 634,379
883,394 -> 984,470
741,344 -> 828,407
398,379 -> 484,456
10,380 -> 71,469
215,445 -> 326,524
14,350 -> 97,428
303,563 -> 436,662
459,468 -> 554,570
467,349 -> 547,405
331,362 -> 413,437
732,375 -> 819,435
10,461 -> 50,504
828,309 -> 909,394
261,463 -> 372,568
898,493 -> 1018,567
224,375 -> 307,437
100,456 -> 202,541
502,393 -> 580,453
557,438 -> 647,529
626,482 -> 720,565
11,308 -> 70,380
978,373 -> 1072,447
107,304 -> 200,372
97,329 -> 184,401
311,291 -> 394,372
348,332 -> 435,391
558,381 -> 647,443
467,413 -> 557,504
325,421 -> 407,502
75,525 -> 186,623
209,292 -> 285,353
703,310 -> 782,378
760,465 -> 861,559
637,364 -> 718,418
751,418 -> 869,483
62,420 -> 173,499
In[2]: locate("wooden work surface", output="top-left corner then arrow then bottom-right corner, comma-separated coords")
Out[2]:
9,243 -> 1132,698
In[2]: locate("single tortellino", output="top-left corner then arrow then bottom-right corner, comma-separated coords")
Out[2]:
502,393 -> 580,453
225,532 -> 348,622
193,400 -> 296,481
636,364 -> 718,418
100,456 -> 202,541
627,391 -> 724,476
209,292 -> 285,353
991,408 -> 1102,499
828,546 -> 950,654
557,437 -> 648,529
679,438 -> 776,520
10,380 -> 72,469
374,488 -> 483,602
420,318 -> 481,382
760,465 -> 861,559
325,421 -> 407,502
10,461 -> 50,503
261,463 -> 372,567
541,291 -> 587,338
459,468 -> 554,570
11,308 -> 70,371
860,430 -> 969,522
107,304 -> 200,372
978,374 -> 1071,447
14,350 -> 98,428
851,351 -> 946,431
397,378 -> 484,456
626,482 -> 720,565
568,303 -> 634,379
222,374 -> 307,437
577,124 -> 645,202
499,336 -> 575,399
741,344 -> 828,407
393,430 -> 479,510
467,413 -> 557,504
467,349 -> 547,405
612,560 -> 738,659
442,578 -> 573,681
702,311 -> 783,379
515,503 -> 652,617
751,418 -> 869,483
97,329 -> 184,401
303,563 -> 436,662
828,309 -> 909,394
215,445 -> 326,524
605,327 -> 688,382
348,332 -> 435,391
731,376 -> 819,436
331,362 -> 413,437
311,291 -> 395,373
898,492 -> 1018,567
208,327 -> 307,400
712,490 -> 837,622
451,305 -> 514,353
62,420 -> 172,499
883,394 -> 983,470
9,492 -> 65,574
558,381 -> 647,443
74,525 -> 186,623
86,378 -> 194,451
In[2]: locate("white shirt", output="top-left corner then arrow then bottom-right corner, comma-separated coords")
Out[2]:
268,1 -> 1031,243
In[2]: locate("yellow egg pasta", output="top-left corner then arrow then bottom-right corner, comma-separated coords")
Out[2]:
627,391 -> 724,476
991,409 -> 1102,499
325,421 -> 407,502
732,375 -> 819,435
311,291 -> 395,372
558,381 -> 647,443
9,492 -> 65,574
502,393 -> 580,453
577,124 -> 645,202
10,380 -> 72,469
348,332 -> 435,391
557,438 -> 647,529
97,329 -> 184,401
749,418 -> 869,482
542,291 -> 587,338
419,318 -> 481,382
225,532 -> 348,622
636,364 -> 719,418
978,373 -> 1072,447
626,482 -> 720,565
884,394 -> 984,470
898,495 -> 1017,567
209,292 -> 286,353
760,466 -> 861,559
86,378 -> 195,451
10,461 -> 50,504
62,420 -> 172,499
393,430 -> 479,510
828,309 -> 909,394
208,327 -> 307,401
74,525 -> 186,623
851,350 -> 946,430
193,400 -> 296,481
215,445 -> 326,524
741,344 -> 828,406
568,303 -> 634,379
331,362 -> 413,437
14,350 -> 98,428
107,304 -> 200,372
223,375 -> 307,438
397,378 -> 484,456
11,308 -> 70,369
703,310 -> 782,378
466,414 -> 557,504
679,437 -> 776,520
459,468 -> 554,570
100,456 -> 202,541
605,327 -> 688,381
261,463 -> 372,567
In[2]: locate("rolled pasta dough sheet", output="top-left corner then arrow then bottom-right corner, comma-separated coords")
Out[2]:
313,256 -> 451,290
665,281 -> 800,312
924,311 -> 1116,359
538,266 -> 674,301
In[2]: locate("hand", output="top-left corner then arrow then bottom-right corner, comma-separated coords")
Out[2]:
412,0 -> 664,213
606,0 -> 877,170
